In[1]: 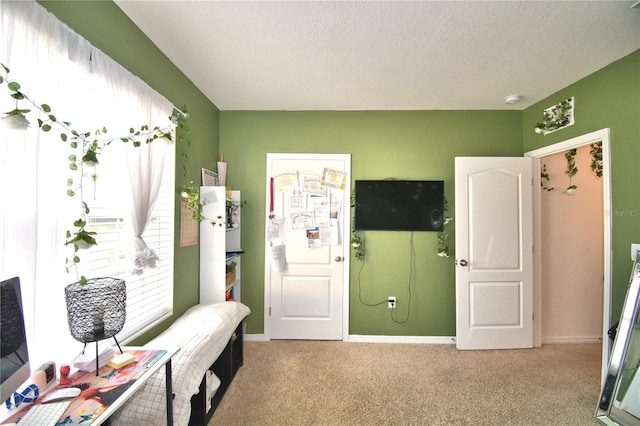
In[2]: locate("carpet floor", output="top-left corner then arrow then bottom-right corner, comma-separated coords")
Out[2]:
209,340 -> 602,425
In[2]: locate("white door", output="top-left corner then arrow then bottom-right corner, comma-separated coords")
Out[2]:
265,153 -> 351,340
455,157 -> 534,350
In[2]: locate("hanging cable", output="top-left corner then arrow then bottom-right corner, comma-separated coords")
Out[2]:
391,232 -> 414,324
357,233 -> 388,307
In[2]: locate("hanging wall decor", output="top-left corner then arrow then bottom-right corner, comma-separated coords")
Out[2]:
534,97 -> 574,135
564,148 -> 578,195
590,142 -> 603,177
540,164 -> 554,192
541,144 -> 603,197
436,196 -> 453,258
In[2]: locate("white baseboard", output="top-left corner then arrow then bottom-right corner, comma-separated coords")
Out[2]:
247,334 -> 601,345
542,336 -> 602,344
244,333 -> 267,341
347,335 -> 456,344
244,334 -> 455,344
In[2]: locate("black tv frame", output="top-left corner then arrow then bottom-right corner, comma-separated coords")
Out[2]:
354,180 -> 444,232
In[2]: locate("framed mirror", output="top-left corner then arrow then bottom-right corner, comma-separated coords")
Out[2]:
596,252 -> 640,425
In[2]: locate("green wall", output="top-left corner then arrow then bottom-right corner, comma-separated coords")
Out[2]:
37,1 -> 639,339
38,1 -> 220,343
523,50 -> 640,323
220,111 -> 522,334
222,51 -> 639,336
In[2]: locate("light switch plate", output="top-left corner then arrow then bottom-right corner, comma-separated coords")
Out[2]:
632,243 -> 640,260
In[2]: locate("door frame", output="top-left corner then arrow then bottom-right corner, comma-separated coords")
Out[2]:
524,128 -> 612,384
263,153 -> 351,341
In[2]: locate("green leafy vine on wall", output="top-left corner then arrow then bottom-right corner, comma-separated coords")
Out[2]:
534,97 -> 574,135
540,164 -> 554,192
564,148 -> 578,195
436,196 -> 453,258
350,191 -> 365,261
539,143 -> 602,197
590,141 -> 603,177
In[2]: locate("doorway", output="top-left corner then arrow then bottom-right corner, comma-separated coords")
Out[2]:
264,153 -> 351,340
525,128 -> 612,383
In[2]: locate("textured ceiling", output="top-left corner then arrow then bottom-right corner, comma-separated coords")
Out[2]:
115,1 -> 640,111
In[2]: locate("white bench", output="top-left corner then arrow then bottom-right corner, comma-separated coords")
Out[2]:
109,301 -> 250,426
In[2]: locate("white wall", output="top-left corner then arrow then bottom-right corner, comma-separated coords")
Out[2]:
541,144 -> 604,343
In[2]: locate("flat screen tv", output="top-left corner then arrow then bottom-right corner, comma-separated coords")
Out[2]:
355,180 -> 444,231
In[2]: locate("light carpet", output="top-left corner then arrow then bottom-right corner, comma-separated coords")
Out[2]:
209,340 -> 602,425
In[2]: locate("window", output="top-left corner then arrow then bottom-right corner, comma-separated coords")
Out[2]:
0,1 -> 175,368
80,142 -> 175,343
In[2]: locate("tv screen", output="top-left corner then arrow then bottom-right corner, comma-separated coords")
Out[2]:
355,180 -> 444,231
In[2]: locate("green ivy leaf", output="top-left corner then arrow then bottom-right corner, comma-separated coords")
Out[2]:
73,255 -> 80,263
41,104 -> 51,113
67,189 -> 75,197
67,178 -> 73,186
48,114 -> 56,122
69,163 -> 77,171
42,124 -> 51,132
70,141 -> 77,148
7,81 -> 20,91
79,276 -> 87,286
60,133 -> 68,142
82,149 -> 99,165
69,154 -> 77,162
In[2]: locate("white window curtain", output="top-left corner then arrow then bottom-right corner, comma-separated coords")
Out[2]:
89,50 -> 172,275
0,1 -> 175,369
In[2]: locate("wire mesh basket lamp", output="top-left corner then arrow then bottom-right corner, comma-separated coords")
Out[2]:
65,277 -> 126,375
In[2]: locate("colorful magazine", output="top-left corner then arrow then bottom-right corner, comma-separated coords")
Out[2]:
6,350 -> 167,425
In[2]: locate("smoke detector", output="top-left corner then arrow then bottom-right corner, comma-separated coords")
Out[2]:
504,95 -> 523,105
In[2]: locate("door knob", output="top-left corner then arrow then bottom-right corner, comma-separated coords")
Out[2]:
335,256 -> 344,262
458,259 -> 468,266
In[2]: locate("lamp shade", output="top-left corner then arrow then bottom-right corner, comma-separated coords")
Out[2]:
65,277 -> 126,344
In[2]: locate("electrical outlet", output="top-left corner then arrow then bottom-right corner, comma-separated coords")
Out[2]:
388,296 -> 396,309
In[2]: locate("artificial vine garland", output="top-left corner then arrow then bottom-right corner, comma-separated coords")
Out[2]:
539,142 -> 603,196
0,63 -> 191,284
590,142 -> 603,177
564,148 -> 578,195
534,98 -> 574,135
436,196 -> 453,258
350,191 -> 365,261
540,164 -> 554,192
